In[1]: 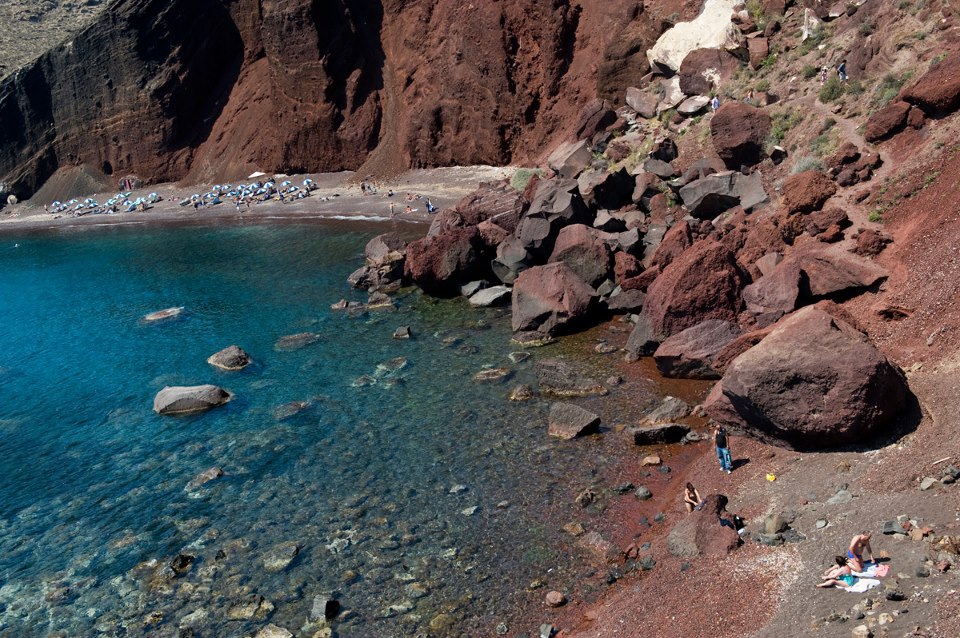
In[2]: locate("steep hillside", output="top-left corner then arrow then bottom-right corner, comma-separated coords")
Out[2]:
0,0 -> 705,200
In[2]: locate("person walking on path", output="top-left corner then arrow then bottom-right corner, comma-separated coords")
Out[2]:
837,59 -> 848,82
714,424 -> 732,474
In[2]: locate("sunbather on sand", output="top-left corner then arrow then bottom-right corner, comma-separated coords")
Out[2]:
817,556 -> 856,588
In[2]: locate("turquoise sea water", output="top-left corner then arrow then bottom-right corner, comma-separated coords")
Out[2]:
0,221 -> 624,637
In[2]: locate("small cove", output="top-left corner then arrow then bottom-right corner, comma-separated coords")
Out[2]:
0,220 -> 683,637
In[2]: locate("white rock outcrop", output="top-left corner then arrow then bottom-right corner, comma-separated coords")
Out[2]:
647,0 -> 742,72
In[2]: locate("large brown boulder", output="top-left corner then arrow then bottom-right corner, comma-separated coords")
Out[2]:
864,101 -> 911,143
512,262 -> 597,336
900,53 -> 960,115
678,48 -> 741,96
743,242 -> 887,325
548,224 -> 613,288
667,494 -> 742,558
643,240 -> 748,339
404,227 -> 488,296
429,181 -> 526,235
781,171 -> 837,214
710,102 -> 771,169
648,220 -> 692,270
548,402 -> 601,440
348,232 -> 408,291
653,320 -> 742,380
704,306 -> 909,449
574,99 -> 618,141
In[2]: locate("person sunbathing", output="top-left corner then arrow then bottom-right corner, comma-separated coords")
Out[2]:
683,483 -> 703,512
817,556 -> 856,588
847,532 -> 875,572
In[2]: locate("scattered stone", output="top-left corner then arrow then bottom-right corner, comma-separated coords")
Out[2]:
563,522 -> 586,537
469,285 -> 512,308
920,477 -> 938,491
641,455 -> 661,466
642,396 -> 690,424
508,351 -> 531,363
635,486 -> 653,501
393,326 -> 412,339
206,345 -> 251,371
816,519 -> 828,530
254,624 -> 293,638
548,403 -> 601,440
827,490 -> 853,505
226,595 -> 275,620
153,385 -> 231,416
449,484 -> 468,494
630,423 -> 691,446
539,623 -> 555,638
545,591 -> 566,607
638,556 -> 656,571
310,594 -> 341,621
851,624 -> 872,638
461,506 -> 479,516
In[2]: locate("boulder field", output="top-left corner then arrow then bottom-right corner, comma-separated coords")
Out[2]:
344,53 -> 919,451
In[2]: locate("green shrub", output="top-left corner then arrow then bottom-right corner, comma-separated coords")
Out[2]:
766,108 -> 804,150
510,168 -> 544,192
822,117 -> 836,132
871,73 -> 910,108
819,76 -> 844,103
802,64 -> 818,79
755,78 -> 771,93
809,132 -> 837,157
868,210 -> 884,223
791,156 -> 825,174
859,20 -> 875,36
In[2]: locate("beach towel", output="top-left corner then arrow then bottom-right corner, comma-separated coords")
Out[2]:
840,578 -> 880,593
853,562 -> 890,578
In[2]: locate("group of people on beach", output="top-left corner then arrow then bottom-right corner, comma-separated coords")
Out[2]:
817,532 -> 877,588
47,191 -> 161,217
182,178 -> 320,211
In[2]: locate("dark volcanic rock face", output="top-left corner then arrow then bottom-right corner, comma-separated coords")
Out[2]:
0,0 -> 685,198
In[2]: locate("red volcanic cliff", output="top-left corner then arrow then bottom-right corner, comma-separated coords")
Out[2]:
0,0 -> 698,198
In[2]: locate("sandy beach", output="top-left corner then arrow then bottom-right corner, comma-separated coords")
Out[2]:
0,166 -> 513,234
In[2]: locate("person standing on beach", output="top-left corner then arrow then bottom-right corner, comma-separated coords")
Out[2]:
714,424 -> 732,474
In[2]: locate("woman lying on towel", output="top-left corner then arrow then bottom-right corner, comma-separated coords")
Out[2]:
817,556 -> 857,588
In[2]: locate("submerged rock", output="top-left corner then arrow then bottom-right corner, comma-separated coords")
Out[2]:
509,384 -> 535,401
143,306 -> 184,322
261,541 -> 301,573
274,332 -> 322,352
185,467 -> 224,492
206,345 -> 252,371
226,594 -> 275,620
535,358 -> 607,397
474,367 -> 512,382
548,402 -> 601,440
153,385 -> 231,415
273,400 -> 312,421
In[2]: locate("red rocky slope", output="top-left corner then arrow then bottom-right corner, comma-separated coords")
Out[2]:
0,0 -> 699,199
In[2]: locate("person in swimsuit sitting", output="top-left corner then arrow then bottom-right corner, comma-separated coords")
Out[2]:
847,532 -> 875,572
683,483 -> 703,513
817,556 -> 856,588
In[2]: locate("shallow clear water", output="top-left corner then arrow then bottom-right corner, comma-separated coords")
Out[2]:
0,221 -> 624,637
